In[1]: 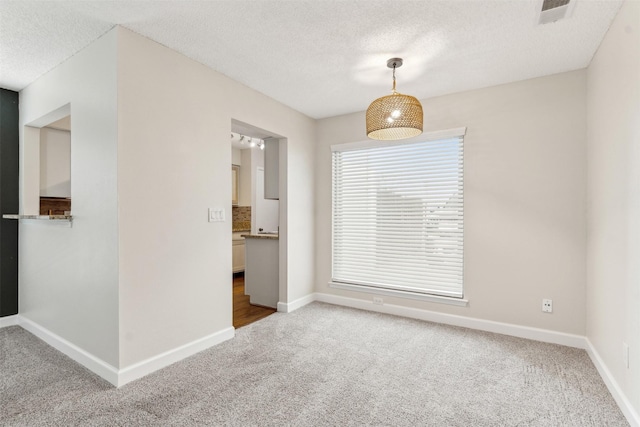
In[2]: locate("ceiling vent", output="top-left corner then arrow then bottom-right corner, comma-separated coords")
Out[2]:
538,0 -> 576,24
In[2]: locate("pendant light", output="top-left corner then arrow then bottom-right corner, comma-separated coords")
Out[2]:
366,58 -> 423,140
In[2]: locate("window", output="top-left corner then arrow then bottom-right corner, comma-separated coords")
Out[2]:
331,128 -> 465,300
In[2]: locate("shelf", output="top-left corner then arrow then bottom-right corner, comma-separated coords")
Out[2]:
2,214 -> 73,222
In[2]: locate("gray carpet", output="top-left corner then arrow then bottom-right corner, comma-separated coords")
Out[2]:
0,302 -> 628,426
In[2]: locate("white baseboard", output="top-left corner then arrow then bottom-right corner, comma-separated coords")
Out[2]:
117,326 -> 235,387
18,315 -> 120,386
277,294 -> 315,313
11,295 -> 639,426
0,315 -> 20,328
314,292 -> 586,349
17,315 -> 235,388
585,338 -> 640,427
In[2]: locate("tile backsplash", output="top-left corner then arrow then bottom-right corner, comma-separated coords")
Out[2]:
232,206 -> 251,231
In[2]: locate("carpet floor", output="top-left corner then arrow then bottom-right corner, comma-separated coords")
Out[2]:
0,302 -> 628,426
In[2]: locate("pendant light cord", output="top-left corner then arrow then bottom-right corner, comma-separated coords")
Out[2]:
392,62 -> 397,92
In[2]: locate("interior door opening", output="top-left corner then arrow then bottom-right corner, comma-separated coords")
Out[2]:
230,120 -> 284,328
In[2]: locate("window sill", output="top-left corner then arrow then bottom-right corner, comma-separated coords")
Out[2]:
329,281 -> 469,307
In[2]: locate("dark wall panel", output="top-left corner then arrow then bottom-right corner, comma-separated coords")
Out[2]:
0,88 -> 19,317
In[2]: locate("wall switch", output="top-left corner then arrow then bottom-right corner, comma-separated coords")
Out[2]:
373,297 -> 384,305
542,299 -> 553,313
623,342 -> 630,369
208,208 -> 225,222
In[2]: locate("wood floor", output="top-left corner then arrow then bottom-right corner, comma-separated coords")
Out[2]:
233,273 -> 276,329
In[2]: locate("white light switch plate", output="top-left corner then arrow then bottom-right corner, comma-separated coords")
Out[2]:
208,208 -> 225,222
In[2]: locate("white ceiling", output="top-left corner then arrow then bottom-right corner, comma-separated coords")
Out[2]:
0,0 -> 623,119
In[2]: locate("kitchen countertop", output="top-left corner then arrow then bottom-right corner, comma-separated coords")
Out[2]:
241,233 -> 279,240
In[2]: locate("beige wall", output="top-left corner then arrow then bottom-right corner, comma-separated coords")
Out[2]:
17,25 -> 316,373
239,148 -> 252,207
231,147 -> 241,165
587,0 -> 640,417
117,28 -> 315,367
19,30 -> 119,366
316,70 -> 587,335
40,127 -> 71,198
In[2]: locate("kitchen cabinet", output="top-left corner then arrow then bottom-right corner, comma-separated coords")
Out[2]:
243,234 -> 278,308
232,233 -> 245,273
264,138 -> 279,200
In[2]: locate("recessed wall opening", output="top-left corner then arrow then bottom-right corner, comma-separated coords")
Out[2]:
39,115 -> 71,215
22,103 -> 72,217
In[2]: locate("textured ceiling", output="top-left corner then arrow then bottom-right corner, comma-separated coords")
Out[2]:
0,0 -> 623,119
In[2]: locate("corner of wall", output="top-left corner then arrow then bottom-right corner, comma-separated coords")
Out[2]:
585,0 -> 640,423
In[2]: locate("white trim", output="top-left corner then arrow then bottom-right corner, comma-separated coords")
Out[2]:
585,338 -> 640,427
16,315 -> 235,388
331,127 -> 467,152
329,281 -> 469,307
277,294 -> 315,313
0,315 -> 20,328
314,292 -> 586,349
18,315 -> 120,386
9,300 -> 638,423
117,326 -> 235,387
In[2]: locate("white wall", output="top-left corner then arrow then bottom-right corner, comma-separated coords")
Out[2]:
587,0 -> 640,418
40,127 -> 71,197
239,148 -> 251,206
231,147 -> 241,165
19,30 -> 119,366
249,147 -> 264,233
47,115 -> 71,131
248,147 -> 278,234
316,70 -> 587,335
254,167 -> 279,232
15,25 -> 315,375
117,27 -> 315,367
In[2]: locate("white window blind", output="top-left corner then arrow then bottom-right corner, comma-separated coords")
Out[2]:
332,132 -> 464,298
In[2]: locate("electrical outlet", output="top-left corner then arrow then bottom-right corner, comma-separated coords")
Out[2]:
623,343 -> 630,369
373,297 -> 383,305
542,299 -> 553,313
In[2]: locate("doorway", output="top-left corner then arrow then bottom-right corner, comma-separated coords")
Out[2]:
230,120 -> 283,328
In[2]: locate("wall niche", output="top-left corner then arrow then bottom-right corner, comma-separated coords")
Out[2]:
38,115 -> 71,215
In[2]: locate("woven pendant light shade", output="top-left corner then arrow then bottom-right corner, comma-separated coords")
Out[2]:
366,92 -> 423,140
366,58 -> 423,141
